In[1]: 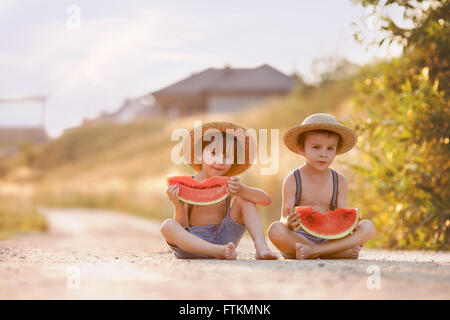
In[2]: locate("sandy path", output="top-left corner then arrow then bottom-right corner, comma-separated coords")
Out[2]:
0,207 -> 449,299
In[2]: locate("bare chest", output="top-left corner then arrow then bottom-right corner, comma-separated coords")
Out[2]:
300,185 -> 333,211
188,200 -> 228,225
294,176 -> 335,213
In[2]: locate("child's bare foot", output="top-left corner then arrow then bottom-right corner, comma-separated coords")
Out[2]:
219,242 -> 237,260
255,241 -> 278,260
321,246 -> 362,260
295,242 -> 316,260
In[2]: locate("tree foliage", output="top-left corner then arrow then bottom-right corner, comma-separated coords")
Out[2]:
349,0 -> 449,249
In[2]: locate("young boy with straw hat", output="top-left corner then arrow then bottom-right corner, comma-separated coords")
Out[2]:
268,113 -> 376,259
161,121 -> 277,260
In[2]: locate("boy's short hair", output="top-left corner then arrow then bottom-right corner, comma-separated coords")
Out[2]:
296,129 -> 342,151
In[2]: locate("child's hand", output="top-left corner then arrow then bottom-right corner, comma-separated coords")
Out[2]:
286,207 -> 302,232
166,185 -> 183,208
226,176 -> 243,196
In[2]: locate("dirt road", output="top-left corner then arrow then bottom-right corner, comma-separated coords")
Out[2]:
0,207 -> 449,299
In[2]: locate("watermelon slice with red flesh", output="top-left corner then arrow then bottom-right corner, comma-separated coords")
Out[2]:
166,175 -> 230,205
295,206 -> 359,239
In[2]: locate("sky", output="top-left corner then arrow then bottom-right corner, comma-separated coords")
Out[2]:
0,0 -> 404,137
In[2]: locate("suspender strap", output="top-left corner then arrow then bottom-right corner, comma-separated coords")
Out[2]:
188,203 -> 193,222
225,195 -> 231,212
187,175 -> 195,225
330,169 -> 338,211
293,169 -> 302,207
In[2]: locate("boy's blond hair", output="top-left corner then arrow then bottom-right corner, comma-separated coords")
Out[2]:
296,129 -> 342,151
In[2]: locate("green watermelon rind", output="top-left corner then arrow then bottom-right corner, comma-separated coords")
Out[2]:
296,207 -> 359,240
166,175 -> 229,206
178,194 -> 229,206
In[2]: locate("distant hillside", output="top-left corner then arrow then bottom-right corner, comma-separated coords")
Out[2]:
0,127 -> 48,156
8,78 -> 356,223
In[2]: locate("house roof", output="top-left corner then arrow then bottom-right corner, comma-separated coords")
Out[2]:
153,64 -> 294,97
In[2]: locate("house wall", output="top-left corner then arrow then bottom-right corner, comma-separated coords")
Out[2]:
206,94 -> 270,113
114,101 -> 151,123
155,95 -> 206,117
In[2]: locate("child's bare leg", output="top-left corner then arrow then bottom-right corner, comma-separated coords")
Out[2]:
229,196 -> 277,260
268,221 -> 316,257
295,220 -> 375,260
160,219 -> 236,260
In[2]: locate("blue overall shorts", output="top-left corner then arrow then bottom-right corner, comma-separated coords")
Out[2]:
167,177 -> 246,259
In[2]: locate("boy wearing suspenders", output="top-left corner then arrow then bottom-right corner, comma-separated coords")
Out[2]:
268,114 -> 376,259
161,122 -> 277,260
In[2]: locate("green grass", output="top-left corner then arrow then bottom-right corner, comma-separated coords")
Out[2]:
34,117 -> 167,171
0,197 -> 48,239
1,78 -> 356,234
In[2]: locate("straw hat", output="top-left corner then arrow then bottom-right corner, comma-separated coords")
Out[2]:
283,113 -> 357,155
182,122 -> 256,176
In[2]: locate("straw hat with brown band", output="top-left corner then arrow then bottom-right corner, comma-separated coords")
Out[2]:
283,113 -> 357,155
182,122 -> 256,176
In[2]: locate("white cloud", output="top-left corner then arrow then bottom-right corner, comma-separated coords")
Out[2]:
0,0 -> 15,14
0,1 -> 403,137
1,6 -> 211,136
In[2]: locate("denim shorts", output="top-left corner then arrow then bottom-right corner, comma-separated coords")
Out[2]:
167,211 -> 246,259
280,229 -> 328,259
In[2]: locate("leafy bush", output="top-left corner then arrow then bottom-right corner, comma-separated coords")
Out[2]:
349,0 -> 449,249
0,197 -> 48,239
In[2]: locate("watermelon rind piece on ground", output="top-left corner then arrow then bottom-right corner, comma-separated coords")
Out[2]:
295,206 -> 359,240
166,175 -> 230,206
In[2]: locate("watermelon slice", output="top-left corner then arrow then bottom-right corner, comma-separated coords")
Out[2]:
295,206 -> 359,239
166,175 -> 230,205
